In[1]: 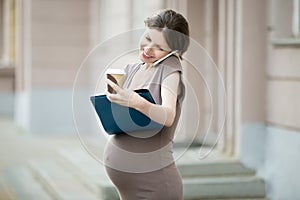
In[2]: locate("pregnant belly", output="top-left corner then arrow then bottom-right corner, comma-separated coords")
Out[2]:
105,163 -> 183,198
103,135 -> 175,173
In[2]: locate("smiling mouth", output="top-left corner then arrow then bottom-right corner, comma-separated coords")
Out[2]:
142,51 -> 153,59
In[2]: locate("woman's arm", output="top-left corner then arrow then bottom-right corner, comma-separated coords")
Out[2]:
106,72 -> 180,127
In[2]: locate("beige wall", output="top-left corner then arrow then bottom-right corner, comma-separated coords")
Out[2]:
0,67 -> 14,116
0,0 -> 15,116
9,0 -> 300,136
13,0 -> 92,133
241,0 -> 267,123
182,0 -> 221,145
30,0 -> 91,88
15,0 -> 91,91
0,68 -> 14,91
266,47 -> 300,130
266,0 -> 300,131
0,0 -> 3,58
239,2 -> 300,199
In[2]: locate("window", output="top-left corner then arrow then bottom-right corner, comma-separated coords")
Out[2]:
272,0 -> 300,45
0,0 -> 16,66
293,0 -> 300,37
0,0 -> 4,62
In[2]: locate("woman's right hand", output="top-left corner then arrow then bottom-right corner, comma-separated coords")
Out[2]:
106,79 -> 141,108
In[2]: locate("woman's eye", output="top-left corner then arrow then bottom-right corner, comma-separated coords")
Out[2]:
156,45 -> 165,51
145,36 -> 151,41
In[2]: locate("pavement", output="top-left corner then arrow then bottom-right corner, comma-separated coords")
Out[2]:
0,117 -> 97,200
0,117 -> 81,170
0,117 -> 268,200
0,117 -> 82,171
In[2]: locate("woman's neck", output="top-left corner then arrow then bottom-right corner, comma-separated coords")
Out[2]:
144,63 -> 152,70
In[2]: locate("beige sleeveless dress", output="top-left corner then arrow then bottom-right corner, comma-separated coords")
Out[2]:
104,56 -> 185,200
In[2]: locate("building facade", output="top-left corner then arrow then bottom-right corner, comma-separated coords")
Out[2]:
0,0 -> 300,199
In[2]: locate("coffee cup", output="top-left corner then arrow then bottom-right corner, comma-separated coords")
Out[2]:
105,69 -> 125,93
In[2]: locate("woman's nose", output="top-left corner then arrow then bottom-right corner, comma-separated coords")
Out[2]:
144,46 -> 153,54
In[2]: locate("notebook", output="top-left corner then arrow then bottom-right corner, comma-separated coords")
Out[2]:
90,89 -> 164,134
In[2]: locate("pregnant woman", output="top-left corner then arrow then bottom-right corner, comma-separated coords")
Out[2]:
104,9 -> 190,200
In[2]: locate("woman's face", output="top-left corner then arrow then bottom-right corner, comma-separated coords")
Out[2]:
139,28 -> 171,64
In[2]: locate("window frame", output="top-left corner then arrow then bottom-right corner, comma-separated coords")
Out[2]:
0,0 -> 16,67
292,0 -> 300,37
272,0 -> 300,46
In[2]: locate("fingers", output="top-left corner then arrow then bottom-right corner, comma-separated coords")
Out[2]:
106,92 -> 119,102
105,90 -> 113,101
106,79 -> 121,93
106,79 -> 123,101
106,86 -> 125,101
106,78 -> 137,107
106,89 -> 134,108
106,94 -> 129,107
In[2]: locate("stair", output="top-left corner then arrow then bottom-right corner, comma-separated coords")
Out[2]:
56,147 -> 266,200
183,176 -> 265,199
28,160 -> 99,200
1,147 -> 267,200
175,150 -> 266,199
57,148 -> 119,200
1,166 -> 52,200
175,148 -> 256,177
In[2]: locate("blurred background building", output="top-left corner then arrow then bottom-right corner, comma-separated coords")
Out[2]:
0,0 -> 300,199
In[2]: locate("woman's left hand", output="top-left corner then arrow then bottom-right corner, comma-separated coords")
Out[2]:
106,79 -> 139,108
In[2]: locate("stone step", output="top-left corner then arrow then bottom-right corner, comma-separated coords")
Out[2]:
1,166 -> 53,200
175,148 -> 255,177
0,173 -> 15,200
178,160 -> 255,177
198,199 -> 268,200
57,148 -> 118,200
59,147 -> 255,179
57,148 -> 265,200
28,160 -> 99,200
183,176 -> 266,199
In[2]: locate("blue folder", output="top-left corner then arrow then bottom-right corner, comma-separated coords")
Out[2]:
90,89 -> 164,135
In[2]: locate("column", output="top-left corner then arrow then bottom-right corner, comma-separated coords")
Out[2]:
218,0 -> 243,156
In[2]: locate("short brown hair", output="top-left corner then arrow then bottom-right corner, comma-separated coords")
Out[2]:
144,9 -> 190,58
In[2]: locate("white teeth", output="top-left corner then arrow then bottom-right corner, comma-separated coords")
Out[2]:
143,51 -> 151,58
